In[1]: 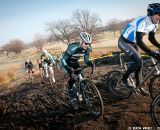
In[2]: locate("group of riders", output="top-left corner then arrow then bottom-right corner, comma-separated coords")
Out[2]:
25,48 -> 59,83
25,3 -> 160,95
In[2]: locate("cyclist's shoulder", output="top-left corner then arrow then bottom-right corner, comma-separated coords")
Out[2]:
128,16 -> 146,26
135,16 -> 149,25
67,42 -> 80,53
68,42 -> 80,48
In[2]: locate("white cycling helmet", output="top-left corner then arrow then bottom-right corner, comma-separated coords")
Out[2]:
42,48 -> 48,54
25,59 -> 30,63
80,32 -> 92,44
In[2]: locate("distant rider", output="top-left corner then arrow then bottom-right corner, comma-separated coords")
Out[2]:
41,49 -> 56,83
25,59 -> 34,79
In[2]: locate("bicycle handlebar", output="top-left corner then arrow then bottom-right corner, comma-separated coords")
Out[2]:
70,67 -> 94,80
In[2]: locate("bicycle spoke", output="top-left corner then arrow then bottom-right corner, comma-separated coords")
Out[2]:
149,75 -> 160,99
82,80 -> 103,117
108,70 -> 132,99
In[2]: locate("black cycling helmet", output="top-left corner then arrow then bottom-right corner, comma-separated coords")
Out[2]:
147,3 -> 160,16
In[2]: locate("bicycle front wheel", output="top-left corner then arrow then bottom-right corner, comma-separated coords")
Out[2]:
81,79 -> 104,118
150,93 -> 160,127
149,75 -> 160,99
108,70 -> 132,99
67,83 -> 79,110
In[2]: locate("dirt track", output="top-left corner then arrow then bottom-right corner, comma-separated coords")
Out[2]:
0,57 -> 158,130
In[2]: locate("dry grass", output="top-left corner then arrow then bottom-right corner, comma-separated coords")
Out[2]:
0,68 -> 17,84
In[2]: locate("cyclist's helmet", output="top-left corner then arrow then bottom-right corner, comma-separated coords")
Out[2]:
26,59 -> 30,63
147,3 -> 160,16
80,32 -> 92,43
41,48 -> 48,54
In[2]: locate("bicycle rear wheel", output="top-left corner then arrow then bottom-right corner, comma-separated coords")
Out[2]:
149,75 -> 160,99
108,70 -> 132,99
82,79 -> 104,118
150,93 -> 160,127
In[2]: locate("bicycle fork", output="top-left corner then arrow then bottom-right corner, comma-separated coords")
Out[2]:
76,74 -> 83,101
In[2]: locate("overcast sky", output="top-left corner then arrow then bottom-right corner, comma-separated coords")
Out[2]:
0,0 -> 159,46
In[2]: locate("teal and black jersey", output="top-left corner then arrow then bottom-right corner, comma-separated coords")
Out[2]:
61,42 -> 93,73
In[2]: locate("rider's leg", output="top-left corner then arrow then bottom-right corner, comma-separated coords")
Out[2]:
134,61 -> 143,87
28,69 -> 31,79
41,62 -> 45,78
68,62 -> 80,89
133,44 -> 142,87
31,69 -> 34,78
118,39 -> 142,86
68,77 -> 76,89
48,65 -> 55,83
122,50 -> 142,82
26,69 -> 29,79
43,62 -> 49,78
40,67 -> 43,77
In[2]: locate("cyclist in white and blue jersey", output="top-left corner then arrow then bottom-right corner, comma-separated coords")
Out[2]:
118,3 -> 160,91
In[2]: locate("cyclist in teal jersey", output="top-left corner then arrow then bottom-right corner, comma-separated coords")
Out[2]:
61,32 -> 95,90
118,3 -> 160,90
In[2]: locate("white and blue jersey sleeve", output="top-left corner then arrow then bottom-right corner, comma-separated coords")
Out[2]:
122,16 -> 158,43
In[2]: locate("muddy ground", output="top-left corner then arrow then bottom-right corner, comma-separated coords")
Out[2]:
0,56 -> 159,130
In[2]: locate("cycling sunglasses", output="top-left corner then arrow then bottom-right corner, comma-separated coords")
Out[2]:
84,43 -> 90,45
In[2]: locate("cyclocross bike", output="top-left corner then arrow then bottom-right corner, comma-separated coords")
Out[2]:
107,52 -> 160,99
67,68 -> 104,118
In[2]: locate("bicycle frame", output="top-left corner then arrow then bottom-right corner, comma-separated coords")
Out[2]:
136,58 -> 160,90
119,53 -> 136,89
119,53 -> 160,90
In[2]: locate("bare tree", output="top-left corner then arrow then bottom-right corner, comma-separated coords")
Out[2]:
46,19 -> 75,45
33,34 -> 46,51
2,43 -> 11,57
107,18 -> 119,36
2,39 -> 26,57
71,9 -> 102,34
117,19 -> 133,33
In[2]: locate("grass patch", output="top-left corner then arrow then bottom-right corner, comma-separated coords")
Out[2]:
0,68 -> 17,84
